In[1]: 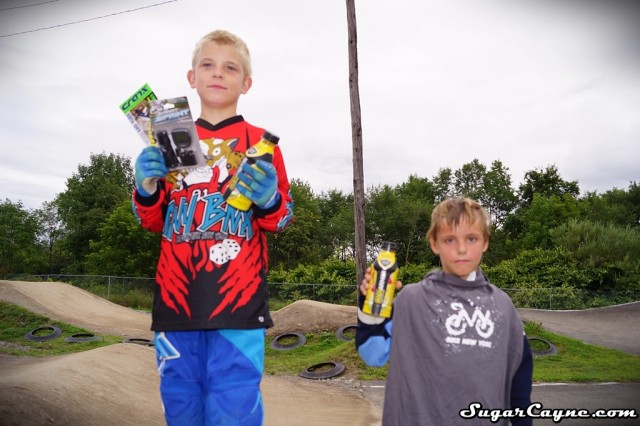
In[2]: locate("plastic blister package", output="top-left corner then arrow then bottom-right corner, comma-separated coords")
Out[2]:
148,96 -> 205,171
120,84 -> 205,173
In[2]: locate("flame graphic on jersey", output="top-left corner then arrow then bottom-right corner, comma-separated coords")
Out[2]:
210,234 -> 263,318
154,135 -> 263,321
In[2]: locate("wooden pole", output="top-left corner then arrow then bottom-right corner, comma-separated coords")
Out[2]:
346,0 -> 367,285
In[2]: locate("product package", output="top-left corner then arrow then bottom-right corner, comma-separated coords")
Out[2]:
119,83 -> 157,145
120,85 -> 205,172
148,96 -> 205,170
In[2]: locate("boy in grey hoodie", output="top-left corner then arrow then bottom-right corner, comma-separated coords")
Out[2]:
356,197 -> 532,425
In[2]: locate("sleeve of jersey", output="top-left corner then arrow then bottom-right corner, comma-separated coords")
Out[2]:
355,292 -> 393,367
251,146 -> 294,233
131,180 -> 167,233
510,334 -> 533,426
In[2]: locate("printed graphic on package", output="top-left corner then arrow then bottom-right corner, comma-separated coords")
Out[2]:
120,85 -> 205,175
148,96 -> 205,171
119,83 -> 157,145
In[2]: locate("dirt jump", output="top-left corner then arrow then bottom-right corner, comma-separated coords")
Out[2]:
1,280 -> 639,425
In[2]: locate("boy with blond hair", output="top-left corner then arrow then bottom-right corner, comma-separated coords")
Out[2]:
356,197 -> 532,425
132,30 -> 294,425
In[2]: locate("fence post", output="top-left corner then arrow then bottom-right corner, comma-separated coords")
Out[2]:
107,276 -> 111,300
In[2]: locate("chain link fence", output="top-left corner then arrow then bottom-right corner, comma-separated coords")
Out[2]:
5,274 -> 638,310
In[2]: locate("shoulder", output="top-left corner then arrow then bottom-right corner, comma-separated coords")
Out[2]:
485,281 -> 524,328
242,120 -> 266,139
487,281 -> 515,304
395,272 -> 436,303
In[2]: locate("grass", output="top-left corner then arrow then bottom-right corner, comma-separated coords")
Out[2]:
264,330 -> 388,380
2,300 -> 639,383
264,320 -> 640,383
0,301 -> 121,356
524,321 -> 640,382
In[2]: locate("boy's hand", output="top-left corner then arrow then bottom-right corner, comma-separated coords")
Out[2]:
135,146 -> 167,197
235,159 -> 280,209
359,266 -> 403,296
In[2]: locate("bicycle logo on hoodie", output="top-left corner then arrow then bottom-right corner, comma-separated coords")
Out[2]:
445,302 -> 495,347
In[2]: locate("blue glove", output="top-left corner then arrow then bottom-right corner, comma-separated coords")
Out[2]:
235,159 -> 280,209
135,146 -> 167,197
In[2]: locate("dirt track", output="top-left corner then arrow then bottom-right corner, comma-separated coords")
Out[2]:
1,280 -> 639,426
519,303 -> 640,355
0,280 -> 379,426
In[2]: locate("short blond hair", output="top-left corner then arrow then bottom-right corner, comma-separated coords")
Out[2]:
427,197 -> 491,242
191,30 -> 252,77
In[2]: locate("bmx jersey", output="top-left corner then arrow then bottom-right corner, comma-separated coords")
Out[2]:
356,269 -> 532,426
133,115 -> 294,332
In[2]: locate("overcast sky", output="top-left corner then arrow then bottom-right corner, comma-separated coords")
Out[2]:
1,0 -> 639,210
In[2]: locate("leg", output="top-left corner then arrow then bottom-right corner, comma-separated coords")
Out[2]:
204,329 -> 265,426
155,331 -> 206,426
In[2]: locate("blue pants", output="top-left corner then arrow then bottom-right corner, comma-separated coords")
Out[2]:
154,329 -> 265,426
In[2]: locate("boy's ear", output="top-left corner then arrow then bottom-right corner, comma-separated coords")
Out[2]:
187,69 -> 196,88
241,76 -> 252,94
429,238 -> 439,255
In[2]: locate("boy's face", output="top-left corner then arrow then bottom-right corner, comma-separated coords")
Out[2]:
429,219 -> 488,280
187,41 -> 252,111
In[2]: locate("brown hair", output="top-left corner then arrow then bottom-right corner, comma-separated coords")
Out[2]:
427,197 -> 491,242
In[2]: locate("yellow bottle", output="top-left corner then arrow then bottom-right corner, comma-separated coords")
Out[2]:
224,131 -> 279,211
363,241 -> 399,318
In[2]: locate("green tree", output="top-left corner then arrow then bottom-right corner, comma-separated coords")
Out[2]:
482,160 -> 518,228
627,181 -> 640,225
432,167 -> 455,202
453,159 -> 487,201
396,175 -> 436,264
581,181 -> 640,227
318,189 -> 355,262
34,200 -> 66,273
512,193 -> 583,251
550,219 -> 640,292
0,200 -> 46,275
397,174 -> 436,203
55,152 -> 135,273
85,200 -> 160,277
267,179 -> 329,268
518,165 -> 580,206
485,247 -> 591,308
503,165 -> 581,253
365,184 -> 432,265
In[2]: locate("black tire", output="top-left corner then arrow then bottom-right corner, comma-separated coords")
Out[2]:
269,332 -> 306,351
335,324 -> 357,341
299,362 -> 346,380
527,336 -> 558,356
123,338 -> 154,346
24,325 -> 62,342
65,333 -> 102,343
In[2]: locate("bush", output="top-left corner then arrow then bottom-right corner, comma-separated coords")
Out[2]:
551,220 -> 640,292
268,259 -> 358,305
485,247 -> 590,290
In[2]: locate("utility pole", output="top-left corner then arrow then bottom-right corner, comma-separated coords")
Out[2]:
346,0 -> 366,285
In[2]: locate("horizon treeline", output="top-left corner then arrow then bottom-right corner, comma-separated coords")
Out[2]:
1,153 -> 638,306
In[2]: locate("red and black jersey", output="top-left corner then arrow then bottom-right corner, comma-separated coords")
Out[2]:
133,116 -> 294,331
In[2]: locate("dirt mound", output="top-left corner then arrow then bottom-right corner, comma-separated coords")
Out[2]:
0,280 -> 153,339
268,299 -> 358,336
0,344 -> 164,426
